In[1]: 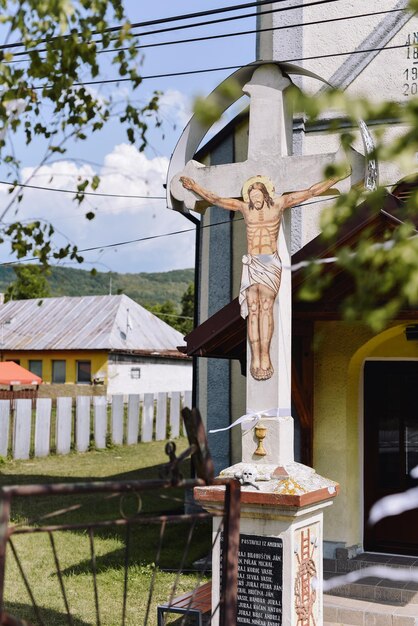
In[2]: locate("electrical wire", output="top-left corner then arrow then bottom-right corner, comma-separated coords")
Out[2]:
9,3 -> 409,74
8,0 -> 356,60
112,7 -> 406,54
2,3 -> 411,89
151,312 -> 194,320
0,193 -> 341,268
74,192 -> 354,254
3,165 -> 411,251
121,0 -> 347,40
0,180 -> 408,268
27,39 -> 412,89
0,180 -> 165,200
0,0 -> 304,53
6,4 -> 272,59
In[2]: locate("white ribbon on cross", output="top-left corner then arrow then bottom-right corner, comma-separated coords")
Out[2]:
208,407 -> 292,434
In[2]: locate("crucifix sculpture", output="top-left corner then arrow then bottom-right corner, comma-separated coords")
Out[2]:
180,167 -> 348,381
170,63 -> 367,443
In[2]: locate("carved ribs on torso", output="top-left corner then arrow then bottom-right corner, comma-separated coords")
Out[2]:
245,204 -> 282,255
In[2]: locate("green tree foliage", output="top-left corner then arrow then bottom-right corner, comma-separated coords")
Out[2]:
285,82 -> 418,332
0,265 -> 193,316
147,283 -> 194,335
0,0 -> 161,266
5,264 -> 50,301
179,282 -> 194,334
149,300 -> 181,330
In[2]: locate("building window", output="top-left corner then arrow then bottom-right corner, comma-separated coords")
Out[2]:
28,360 -> 42,378
77,361 -> 91,384
6,359 -> 20,365
52,360 -> 66,383
130,367 -> 141,379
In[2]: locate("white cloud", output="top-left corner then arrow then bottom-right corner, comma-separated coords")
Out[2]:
158,89 -> 192,130
97,143 -> 169,214
0,143 -> 195,274
103,88 -> 192,133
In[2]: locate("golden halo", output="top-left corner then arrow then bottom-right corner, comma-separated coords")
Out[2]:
242,175 -> 275,202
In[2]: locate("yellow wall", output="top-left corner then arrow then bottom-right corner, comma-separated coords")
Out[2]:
1,350 -> 108,384
314,320 -> 418,549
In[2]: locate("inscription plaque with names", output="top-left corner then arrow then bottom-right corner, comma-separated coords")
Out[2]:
220,533 -> 283,626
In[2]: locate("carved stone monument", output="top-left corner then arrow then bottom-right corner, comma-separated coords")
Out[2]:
168,62 -> 373,626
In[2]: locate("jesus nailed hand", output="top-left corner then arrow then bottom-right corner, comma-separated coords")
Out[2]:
180,163 -> 350,381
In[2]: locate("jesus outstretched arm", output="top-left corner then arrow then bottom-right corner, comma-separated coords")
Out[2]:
180,176 -> 245,212
280,158 -> 352,211
281,170 -> 350,211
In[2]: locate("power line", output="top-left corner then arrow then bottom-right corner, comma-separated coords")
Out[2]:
0,180 -> 165,200
9,0 -> 351,60
79,226 -> 197,252
76,193 -> 351,253
0,181 -> 407,267
5,2 -> 409,86
7,4 -> 267,59
116,3 -> 301,40
0,0 -> 296,54
122,7 -> 406,53
0,193 -> 341,267
126,0 -> 346,40
28,39 -> 413,89
152,312 -> 194,320
122,0 -> 291,30
0,172 -> 344,216
12,0 -> 402,67
34,65 -> 225,86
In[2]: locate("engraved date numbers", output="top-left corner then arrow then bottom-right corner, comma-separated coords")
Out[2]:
404,32 -> 418,97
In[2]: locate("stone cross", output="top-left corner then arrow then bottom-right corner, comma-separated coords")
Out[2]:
170,64 -> 364,467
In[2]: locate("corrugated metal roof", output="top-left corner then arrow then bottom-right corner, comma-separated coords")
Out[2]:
0,295 -> 186,353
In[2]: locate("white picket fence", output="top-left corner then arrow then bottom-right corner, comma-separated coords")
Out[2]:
1,391 -> 192,460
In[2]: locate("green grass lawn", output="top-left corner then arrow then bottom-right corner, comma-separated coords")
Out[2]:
0,439 -> 212,626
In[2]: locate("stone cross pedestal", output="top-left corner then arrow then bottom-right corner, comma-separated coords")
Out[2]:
170,63 -> 345,626
196,480 -> 338,626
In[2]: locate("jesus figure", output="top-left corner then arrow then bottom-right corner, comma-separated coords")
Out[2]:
181,169 -> 348,381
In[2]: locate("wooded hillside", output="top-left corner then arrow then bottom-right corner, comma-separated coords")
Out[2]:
0,265 -> 194,310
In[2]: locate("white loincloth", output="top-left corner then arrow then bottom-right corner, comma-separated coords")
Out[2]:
239,252 -> 282,319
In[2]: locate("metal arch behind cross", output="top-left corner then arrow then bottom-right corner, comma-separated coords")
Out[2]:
166,59 -> 378,213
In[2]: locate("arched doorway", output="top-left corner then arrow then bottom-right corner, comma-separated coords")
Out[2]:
364,359 -> 418,555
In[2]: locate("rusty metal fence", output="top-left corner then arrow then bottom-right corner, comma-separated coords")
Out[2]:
0,409 -> 240,626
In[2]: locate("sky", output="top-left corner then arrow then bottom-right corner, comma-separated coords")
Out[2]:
0,1 -> 257,275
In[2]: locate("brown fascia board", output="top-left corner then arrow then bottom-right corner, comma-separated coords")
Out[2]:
109,349 -> 191,361
292,191 -> 404,288
183,299 -> 244,357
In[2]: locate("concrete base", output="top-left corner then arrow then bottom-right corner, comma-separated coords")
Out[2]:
218,459 -> 339,506
195,472 -> 338,626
